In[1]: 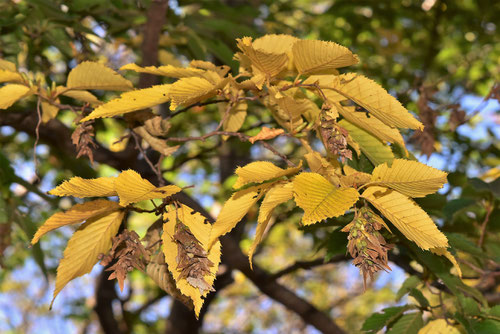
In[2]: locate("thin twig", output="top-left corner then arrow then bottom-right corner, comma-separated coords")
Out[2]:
271,254 -> 349,280
478,201 -> 493,247
33,97 -> 42,181
130,130 -> 159,179
169,99 -> 230,119
457,258 -> 485,275
167,130 -> 295,167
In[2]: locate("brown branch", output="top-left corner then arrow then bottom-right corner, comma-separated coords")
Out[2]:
271,254 -> 349,280
169,99 -> 230,119
138,0 -> 168,89
221,234 -> 346,334
0,111 -> 142,174
1,107 -> 342,334
167,131 -> 296,167
478,202 -> 494,247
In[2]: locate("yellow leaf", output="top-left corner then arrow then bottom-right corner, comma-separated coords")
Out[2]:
49,176 -> 117,198
189,60 -> 217,71
32,199 -> 120,244
169,76 -> 224,110
0,84 -> 33,109
133,126 -> 180,156
304,151 -> 341,186
303,75 -> 345,102
252,34 -> 299,54
41,102 -> 59,123
480,167 -> 500,182
293,172 -> 359,225
233,161 -> 302,189
337,105 -> 406,148
418,319 -> 461,334
162,205 -> 221,317
81,85 -> 171,122
115,170 -> 181,206
339,119 -> 394,166
331,73 -> 423,129
362,186 -> 448,250
55,87 -> 102,105
430,247 -> 462,277
0,59 -> 17,72
159,50 -> 183,67
236,37 -> 289,78
292,39 -> 359,74
340,170 -> 371,188
267,86 -> 308,129
51,210 -> 124,307
120,63 -> 206,78
248,127 -> 284,144
67,61 -> 133,91
249,182 -> 293,267
370,159 -> 448,198
146,252 -> 193,308
209,185 -> 269,248
221,100 -> 247,136
0,69 -> 23,83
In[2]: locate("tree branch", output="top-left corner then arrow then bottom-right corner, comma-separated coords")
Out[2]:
271,254 -> 349,280
1,109 -> 345,334
138,0 -> 169,89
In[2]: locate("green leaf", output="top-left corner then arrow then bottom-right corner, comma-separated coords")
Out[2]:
386,312 -> 423,334
445,233 -> 488,259
457,294 -> 480,317
408,289 -> 429,309
396,275 -> 420,301
470,320 -> 500,333
361,305 -> 413,333
339,119 -> 394,166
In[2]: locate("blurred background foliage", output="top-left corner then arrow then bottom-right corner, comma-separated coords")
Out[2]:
0,0 -> 499,333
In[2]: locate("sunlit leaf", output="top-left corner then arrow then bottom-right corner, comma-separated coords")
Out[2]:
163,205 -> 221,317
0,59 -> 17,72
362,186 -> 448,250
292,39 -> 359,74
55,87 -> 102,105
339,119 -> 394,166
221,100 -> 247,136
32,199 -> 120,244
115,170 -> 181,206
81,85 -> 171,122
233,161 -> 302,189
49,176 -> 117,198
41,102 -> 59,123
0,84 -> 33,109
331,73 -> 423,129
249,182 -> 293,267
120,63 -> 206,78
209,184 -> 270,248
0,69 -> 23,84
237,37 -> 289,78
370,159 -> 448,198
67,61 -> 133,91
418,319 -> 461,334
169,76 -> 225,110
337,105 -> 406,148
293,172 -> 359,225
51,210 -> 124,307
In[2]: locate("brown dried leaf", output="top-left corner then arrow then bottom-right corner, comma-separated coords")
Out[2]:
100,229 -> 148,291
72,116 -> 97,164
248,127 -> 285,144
412,86 -> 437,157
173,222 -> 215,295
